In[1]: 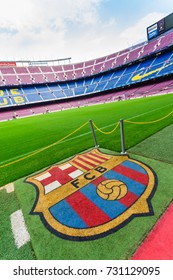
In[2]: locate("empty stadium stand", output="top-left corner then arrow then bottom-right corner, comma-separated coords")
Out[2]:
0,28 -> 173,121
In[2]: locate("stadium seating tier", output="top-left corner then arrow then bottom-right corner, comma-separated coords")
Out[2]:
0,29 -> 173,112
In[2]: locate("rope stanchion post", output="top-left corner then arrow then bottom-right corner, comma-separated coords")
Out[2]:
89,119 -> 99,148
120,119 -> 126,155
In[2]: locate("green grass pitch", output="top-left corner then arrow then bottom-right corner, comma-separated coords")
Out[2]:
0,93 -> 173,259
0,93 -> 173,187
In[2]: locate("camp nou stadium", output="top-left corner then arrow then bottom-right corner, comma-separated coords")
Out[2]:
0,12 -> 173,261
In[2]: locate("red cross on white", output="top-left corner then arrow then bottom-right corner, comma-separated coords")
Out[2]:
35,163 -> 83,194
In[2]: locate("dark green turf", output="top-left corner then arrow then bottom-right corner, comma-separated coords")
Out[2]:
128,123 -> 173,164
0,189 -> 36,260
0,93 -> 173,187
11,153 -> 173,260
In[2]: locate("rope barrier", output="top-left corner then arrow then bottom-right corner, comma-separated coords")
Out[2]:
0,121 -> 89,169
124,109 -> 173,125
1,108 -> 172,169
93,121 -> 120,135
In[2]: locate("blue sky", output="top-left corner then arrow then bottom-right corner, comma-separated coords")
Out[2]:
0,0 -> 172,63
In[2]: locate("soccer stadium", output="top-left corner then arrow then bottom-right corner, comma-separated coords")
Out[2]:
0,3 -> 173,262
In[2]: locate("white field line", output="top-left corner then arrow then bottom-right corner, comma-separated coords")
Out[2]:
1,102 -> 173,166
0,183 -> 14,193
10,209 -> 30,249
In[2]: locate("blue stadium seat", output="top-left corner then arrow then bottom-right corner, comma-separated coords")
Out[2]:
74,87 -> 85,96
53,90 -> 66,99
26,94 -> 43,102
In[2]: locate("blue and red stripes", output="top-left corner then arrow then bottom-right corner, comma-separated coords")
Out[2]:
66,191 -> 111,227
49,160 -> 149,229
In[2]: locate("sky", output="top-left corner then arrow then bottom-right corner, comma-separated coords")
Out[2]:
0,0 -> 173,63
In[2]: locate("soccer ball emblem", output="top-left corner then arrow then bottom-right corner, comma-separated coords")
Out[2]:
97,179 -> 128,200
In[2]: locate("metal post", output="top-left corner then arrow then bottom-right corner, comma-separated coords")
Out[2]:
120,119 -> 126,154
89,120 -> 99,148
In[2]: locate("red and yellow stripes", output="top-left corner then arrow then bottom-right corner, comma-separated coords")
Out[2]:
71,150 -> 110,172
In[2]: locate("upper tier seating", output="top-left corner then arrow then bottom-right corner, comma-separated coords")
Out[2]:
1,49 -> 173,109
0,30 -> 173,87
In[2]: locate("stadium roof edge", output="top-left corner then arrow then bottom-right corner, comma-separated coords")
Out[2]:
0,57 -> 72,67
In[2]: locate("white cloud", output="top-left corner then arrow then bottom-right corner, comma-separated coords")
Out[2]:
0,1 -> 169,63
120,12 -> 166,46
0,0 -> 104,61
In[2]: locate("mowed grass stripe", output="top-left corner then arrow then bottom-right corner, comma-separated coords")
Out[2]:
1,95 -> 173,162
0,93 -> 173,187
1,100 -> 172,166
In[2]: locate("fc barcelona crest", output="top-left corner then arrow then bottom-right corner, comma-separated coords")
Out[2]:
26,149 -> 157,241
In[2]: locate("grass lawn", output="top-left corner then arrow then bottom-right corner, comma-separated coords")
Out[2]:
0,93 -> 173,187
128,123 -> 173,164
